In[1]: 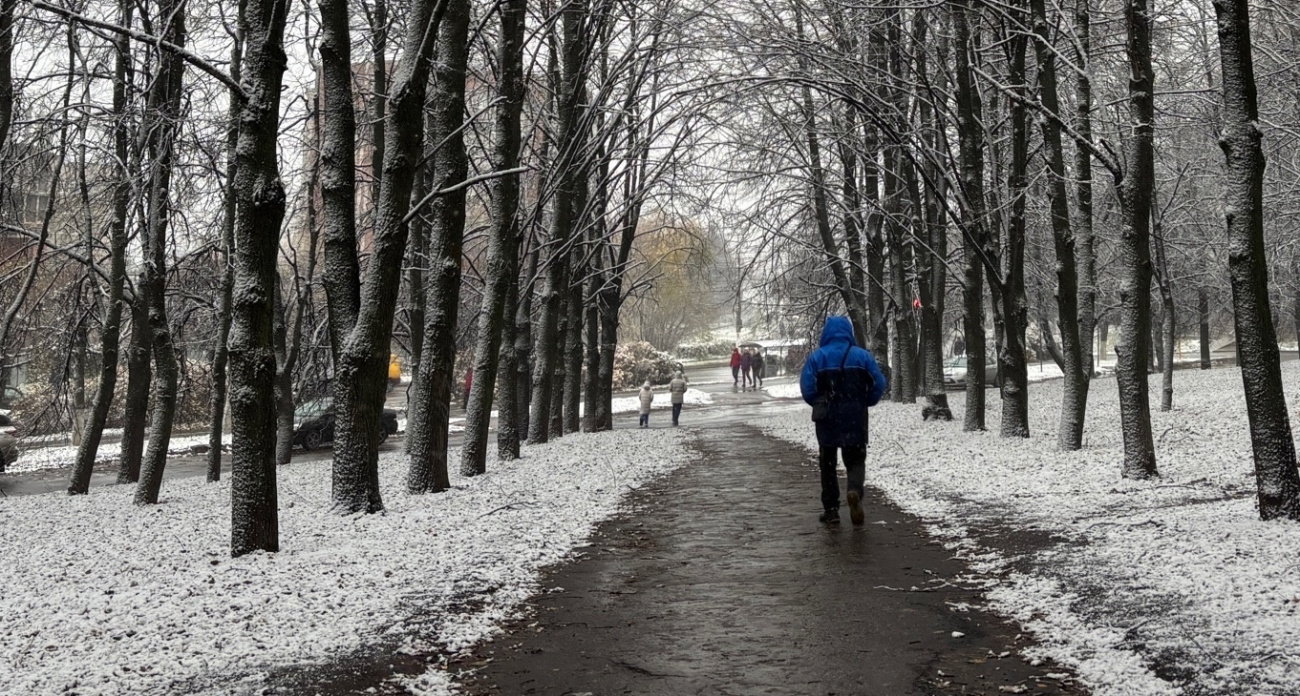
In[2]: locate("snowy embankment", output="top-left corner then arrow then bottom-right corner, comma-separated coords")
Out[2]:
0,428 -> 690,695
761,363 -> 1300,696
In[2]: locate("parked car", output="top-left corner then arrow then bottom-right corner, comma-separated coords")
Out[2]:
942,356 -> 1000,389
0,413 -> 19,472
292,399 -> 400,451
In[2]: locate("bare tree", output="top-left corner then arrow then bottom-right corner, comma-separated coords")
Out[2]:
1213,0 -> 1300,520
69,0 -> 133,494
460,0 -> 527,475
135,0 -> 188,505
406,0 -> 471,493
229,0 -> 290,556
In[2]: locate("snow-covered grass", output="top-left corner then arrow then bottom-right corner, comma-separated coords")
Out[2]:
610,386 -> 713,414
760,362 -> 1300,696
9,432 -> 232,475
0,428 -> 691,695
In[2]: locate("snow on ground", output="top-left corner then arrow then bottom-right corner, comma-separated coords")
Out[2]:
9,432 -> 232,475
764,382 -> 802,400
760,362 -> 1300,696
609,386 -> 713,414
0,428 -> 691,696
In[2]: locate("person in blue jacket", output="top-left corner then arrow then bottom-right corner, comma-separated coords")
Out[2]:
800,315 -> 888,525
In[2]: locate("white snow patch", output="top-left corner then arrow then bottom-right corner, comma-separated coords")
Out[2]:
0,428 -> 692,695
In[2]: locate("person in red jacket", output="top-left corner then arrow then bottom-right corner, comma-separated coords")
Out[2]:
462,367 -> 474,409
730,347 -> 742,387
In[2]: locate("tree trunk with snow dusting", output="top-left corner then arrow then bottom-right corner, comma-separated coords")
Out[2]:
953,0 -> 987,431
529,0 -> 588,444
1213,0 -> 1300,520
406,0 -> 470,493
134,0 -> 186,505
461,0 -> 526,475
1114,0 -> 1158,480
69,0 -> 131,494
229,0 -> 290,555
1032,0 -> 1088,448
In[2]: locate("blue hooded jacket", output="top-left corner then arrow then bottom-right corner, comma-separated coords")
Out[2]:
800,316 -> 888,447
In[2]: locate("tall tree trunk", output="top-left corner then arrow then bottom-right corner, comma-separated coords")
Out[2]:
318,0 -> 360,364
369,0 -> 387,208
208,27 -> 241,483
562,264 -> 585,434
405,0 -> 470,494
1214,0 -> 1300,519
909,13 -> 951,421
529,0 -> 588,444
1201,288 -> 1213,369
997,10 -> 1031,439
884,150 -> 916,404
515,245 -> 539,439
496,269 -> 522,458
229,0 -> 290,556
462,0 -> 526,474
1075,0 -> 1097,378
953,0 -> 988,431
273,278 -> 294,466
1152,202 -> 1175,411
1114,0 -> 1158,479
135,0 -> 187,505
69,0 -> 131,494
1033,0 -> 1088,448
117,295 -> 152,484
549,307 -> 567,439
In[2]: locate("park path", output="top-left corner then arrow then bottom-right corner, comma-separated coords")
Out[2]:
453,424 -> 1086,696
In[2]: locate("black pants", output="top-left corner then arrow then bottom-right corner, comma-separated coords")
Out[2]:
818,445 -> 866,511
672,403 -> 683,425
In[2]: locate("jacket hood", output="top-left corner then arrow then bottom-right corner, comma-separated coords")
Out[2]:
674,371 -> 683,379
642,381 -> 652,389
819,315 -> 857,347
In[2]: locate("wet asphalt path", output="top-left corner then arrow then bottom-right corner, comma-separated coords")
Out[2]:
455,424 -> 1085,696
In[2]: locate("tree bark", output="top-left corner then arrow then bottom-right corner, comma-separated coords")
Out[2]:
117,294 -> 152,484
1200,288 -> 1212,369
529,0 -> 589,444
1152,201 -> 1175,411
953,0 -> 987,431
229,0 -> 290,556
997,9 -> 1030,439
207,27 -> 241,483
1114,0 -> 1158,479
1213,0 -> 1300,519
69,0 -> 132,494
515,245 -> 539,439
461,0 -> 526,474
1075,0 -> 1098,378
1032,0 -> 1088,448
406,0 -> 470,494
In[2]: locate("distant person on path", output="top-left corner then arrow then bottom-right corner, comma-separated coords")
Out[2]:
638,380 -> 654,428
462,367 -> 474,409
752,350 -> 765,389
669,371 -> 689,426
740,348 -> 753,391
800,316 -> 887,525
730,347 -> 742,388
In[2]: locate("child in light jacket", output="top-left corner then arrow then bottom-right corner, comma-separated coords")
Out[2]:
638,381 -> 654,427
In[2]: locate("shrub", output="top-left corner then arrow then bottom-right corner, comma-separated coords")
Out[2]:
674,339 -> 735,361
612,342 -> 677,390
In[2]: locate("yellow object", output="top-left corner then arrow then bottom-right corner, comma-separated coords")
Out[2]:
388,354 -> 402,381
